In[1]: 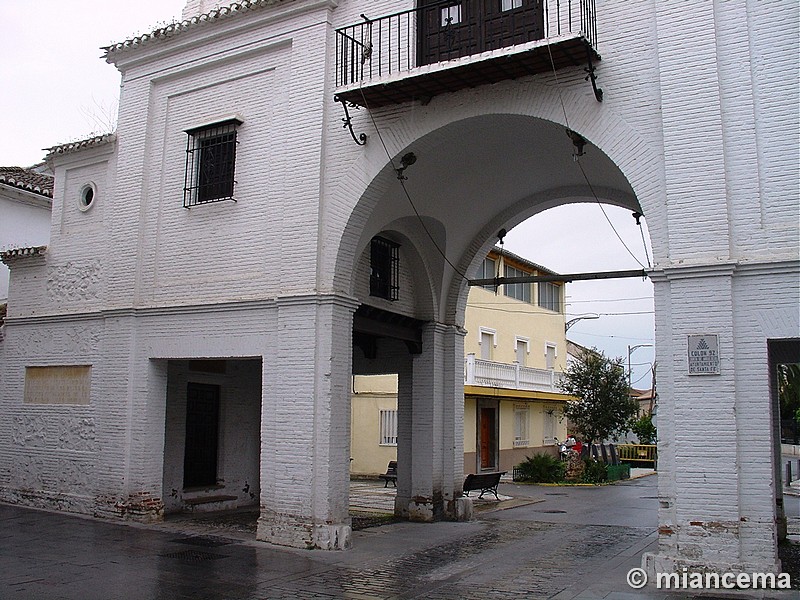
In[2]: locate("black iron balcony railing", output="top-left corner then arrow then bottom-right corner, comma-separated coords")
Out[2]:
335,0 -> 597,90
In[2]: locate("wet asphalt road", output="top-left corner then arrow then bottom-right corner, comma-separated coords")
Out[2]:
0,475 -> 796,599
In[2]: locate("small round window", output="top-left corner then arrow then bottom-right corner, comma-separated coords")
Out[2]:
78,183 -> 96,212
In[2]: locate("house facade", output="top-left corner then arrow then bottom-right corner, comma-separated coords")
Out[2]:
0,0 -> 797,578
351,248 -> 570,476
0,166 -> 53,306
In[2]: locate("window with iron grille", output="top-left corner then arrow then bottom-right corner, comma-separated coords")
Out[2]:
370,236 -> 400,301
184,118 -> 241,208
379,409 -> 398,445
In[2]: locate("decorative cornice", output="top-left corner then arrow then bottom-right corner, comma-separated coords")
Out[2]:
45,134 -> 116,160
650,258 -> 799,282
1,245 -> 47,265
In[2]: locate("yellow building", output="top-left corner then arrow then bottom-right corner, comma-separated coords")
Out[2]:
351,248 -> 570,476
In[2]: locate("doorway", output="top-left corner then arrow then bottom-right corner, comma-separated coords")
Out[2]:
418,0 -> 544,66
184,382 -> 221,488
478,400 -> 499,471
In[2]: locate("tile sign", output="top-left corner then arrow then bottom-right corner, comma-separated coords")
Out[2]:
687,334 -> 720,375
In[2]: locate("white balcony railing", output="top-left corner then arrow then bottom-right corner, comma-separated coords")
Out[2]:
464,353 -> 563,393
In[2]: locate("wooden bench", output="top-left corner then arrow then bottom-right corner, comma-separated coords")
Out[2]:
378,461 -> 397,488
463,471 -> 506,500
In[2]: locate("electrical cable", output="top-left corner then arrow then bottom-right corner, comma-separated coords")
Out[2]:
358,85 -> 471,282
545,44 -> 648,271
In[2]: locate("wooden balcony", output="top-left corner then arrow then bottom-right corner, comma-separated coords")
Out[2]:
335,0 -> 600,108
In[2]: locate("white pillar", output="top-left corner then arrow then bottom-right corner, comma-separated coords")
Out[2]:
257,293 -> 357,550
395,323 -> 471,522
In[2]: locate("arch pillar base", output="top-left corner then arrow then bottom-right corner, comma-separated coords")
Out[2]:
394,494 -> 473,522
256,510 -> 351,550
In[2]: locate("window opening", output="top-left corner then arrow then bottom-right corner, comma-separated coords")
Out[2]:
441,4 -> 462,26
514,404 -> 529,447
501,0 -> 523,10
538,281 -> 562,312
184,118 -> 241,208
380,409 -> 398,445
504,264 -> 532,303
477,257 -> 497,291
370,236 -> 400,301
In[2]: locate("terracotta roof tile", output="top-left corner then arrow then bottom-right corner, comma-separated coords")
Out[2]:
45,133 -> 116,160
0,245 -> 47,264
0,167 -> 53,198
103,1 -> 284,58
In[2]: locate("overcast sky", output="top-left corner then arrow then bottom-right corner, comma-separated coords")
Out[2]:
1,1 -> 655,388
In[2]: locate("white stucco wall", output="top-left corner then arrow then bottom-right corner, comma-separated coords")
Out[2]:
0,188 -> 50,303
0,0 -> 796,565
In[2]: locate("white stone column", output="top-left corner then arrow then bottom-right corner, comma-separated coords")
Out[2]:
257,293 -> 357,550
395,322 -> 471,522
644,266 -> 782,575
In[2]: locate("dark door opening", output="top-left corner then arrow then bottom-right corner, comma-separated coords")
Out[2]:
479,403 -> 498,471
184,382 -> 221,488
418,0 -> 544,66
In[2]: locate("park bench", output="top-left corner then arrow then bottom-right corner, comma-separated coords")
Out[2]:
463,471 -> 506,500
379,460 -> 397,487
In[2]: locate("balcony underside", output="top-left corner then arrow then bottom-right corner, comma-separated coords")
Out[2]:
335,35 -> 599,109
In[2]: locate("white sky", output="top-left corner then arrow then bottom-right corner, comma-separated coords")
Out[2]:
1,1 -> 655,388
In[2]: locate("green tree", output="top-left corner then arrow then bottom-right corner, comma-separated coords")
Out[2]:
559,348 -> 638,445
630,414 -> 657,444
778,363 -> 800,421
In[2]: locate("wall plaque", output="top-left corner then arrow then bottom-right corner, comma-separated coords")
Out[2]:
687,334 -> 720,375
24,366 -> 92,405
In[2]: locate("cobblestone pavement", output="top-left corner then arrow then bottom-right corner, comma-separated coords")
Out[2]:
1,476 -> 797,600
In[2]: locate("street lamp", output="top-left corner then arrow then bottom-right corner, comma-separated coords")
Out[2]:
627,343 -> 654,387
565,313 -> 599,332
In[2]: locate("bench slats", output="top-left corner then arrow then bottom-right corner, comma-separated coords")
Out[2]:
463,471 -> 506,500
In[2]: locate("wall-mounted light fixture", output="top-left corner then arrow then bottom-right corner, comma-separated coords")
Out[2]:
395,152 -> 417,180
566,129 -> 587,159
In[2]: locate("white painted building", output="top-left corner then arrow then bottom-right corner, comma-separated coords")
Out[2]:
0,0 -> 798,579
0,166 -> 52,305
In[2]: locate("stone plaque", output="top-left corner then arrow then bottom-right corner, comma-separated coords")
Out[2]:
687,335 -> 720,375
24,366 -> 92,405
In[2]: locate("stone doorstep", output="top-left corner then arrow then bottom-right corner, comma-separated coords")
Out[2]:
183,495 -> 238,512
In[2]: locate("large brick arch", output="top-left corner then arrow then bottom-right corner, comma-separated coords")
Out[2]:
329,79 -> 666,313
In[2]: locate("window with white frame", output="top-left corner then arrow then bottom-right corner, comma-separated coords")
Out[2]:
479,328 -> 496,360
543,406 -> 557,445
538,281 -> 562,312
504,264 -> 532,303
184,118 -> 241,208
515,337 -> 529,366
514,404 -> 530,447
379,409 -> 398,445
545,343 -> 557,370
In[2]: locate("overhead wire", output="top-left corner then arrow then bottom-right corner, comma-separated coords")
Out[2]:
545,44 -> 648,271
358,85 -> 470,282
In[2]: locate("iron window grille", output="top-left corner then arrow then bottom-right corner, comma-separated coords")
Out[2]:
184,118 -> 241,208
370,236 -> 400,301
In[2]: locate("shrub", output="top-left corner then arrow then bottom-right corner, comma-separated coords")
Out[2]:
515,453 -> 565,483
580,459 -> 608,484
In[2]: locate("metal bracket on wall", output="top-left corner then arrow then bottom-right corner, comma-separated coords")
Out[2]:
585,47 -> 603,102
334,94 -> 367,146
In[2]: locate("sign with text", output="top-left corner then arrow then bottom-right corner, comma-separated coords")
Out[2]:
687,335 -> 720,375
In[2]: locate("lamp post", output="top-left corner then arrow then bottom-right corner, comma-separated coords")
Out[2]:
627,343 -> 654,387
565,313 -> 599,332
